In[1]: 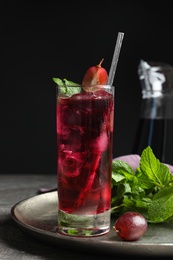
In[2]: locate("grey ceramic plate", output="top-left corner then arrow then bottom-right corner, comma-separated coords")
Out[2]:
11,191 -> 173,257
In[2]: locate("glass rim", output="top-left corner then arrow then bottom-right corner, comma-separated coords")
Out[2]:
56,84 -> 115,88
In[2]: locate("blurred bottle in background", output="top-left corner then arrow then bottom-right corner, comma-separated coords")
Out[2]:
133,60 -> 173,165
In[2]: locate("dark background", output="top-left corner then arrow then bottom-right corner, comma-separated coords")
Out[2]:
1,0 -> 173,174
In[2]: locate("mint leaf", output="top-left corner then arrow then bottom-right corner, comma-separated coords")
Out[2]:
136,168 -> 155,190
53,78 -> 81,96
148,186 -> 173,223
140,146 -> 172,187
111,160 -> 142,216
112,160 -> 136,181
67,229 -> 93,236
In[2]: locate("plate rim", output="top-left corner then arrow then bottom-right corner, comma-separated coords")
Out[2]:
10,191 -> 173,257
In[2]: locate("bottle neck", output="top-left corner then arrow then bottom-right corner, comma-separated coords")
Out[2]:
140,94 -> 173,119
138,60 -> 173,98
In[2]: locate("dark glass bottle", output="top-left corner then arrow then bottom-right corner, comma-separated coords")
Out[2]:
133,60 -> 173,165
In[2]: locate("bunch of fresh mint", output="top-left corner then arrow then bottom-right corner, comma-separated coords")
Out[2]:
111,146 -> 173,223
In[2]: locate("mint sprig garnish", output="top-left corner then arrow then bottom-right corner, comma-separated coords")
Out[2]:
53,78 -> 81,96
111,146 -> 173,223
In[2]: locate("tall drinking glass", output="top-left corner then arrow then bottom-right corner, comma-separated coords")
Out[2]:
56,84 -> 115,236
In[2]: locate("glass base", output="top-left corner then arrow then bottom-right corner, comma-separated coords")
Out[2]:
57,209 -> 111,237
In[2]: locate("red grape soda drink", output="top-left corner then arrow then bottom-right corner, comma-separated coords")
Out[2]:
56,84 -> 115,236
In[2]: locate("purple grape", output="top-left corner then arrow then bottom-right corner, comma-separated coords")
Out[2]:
113,212 -> 148,241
